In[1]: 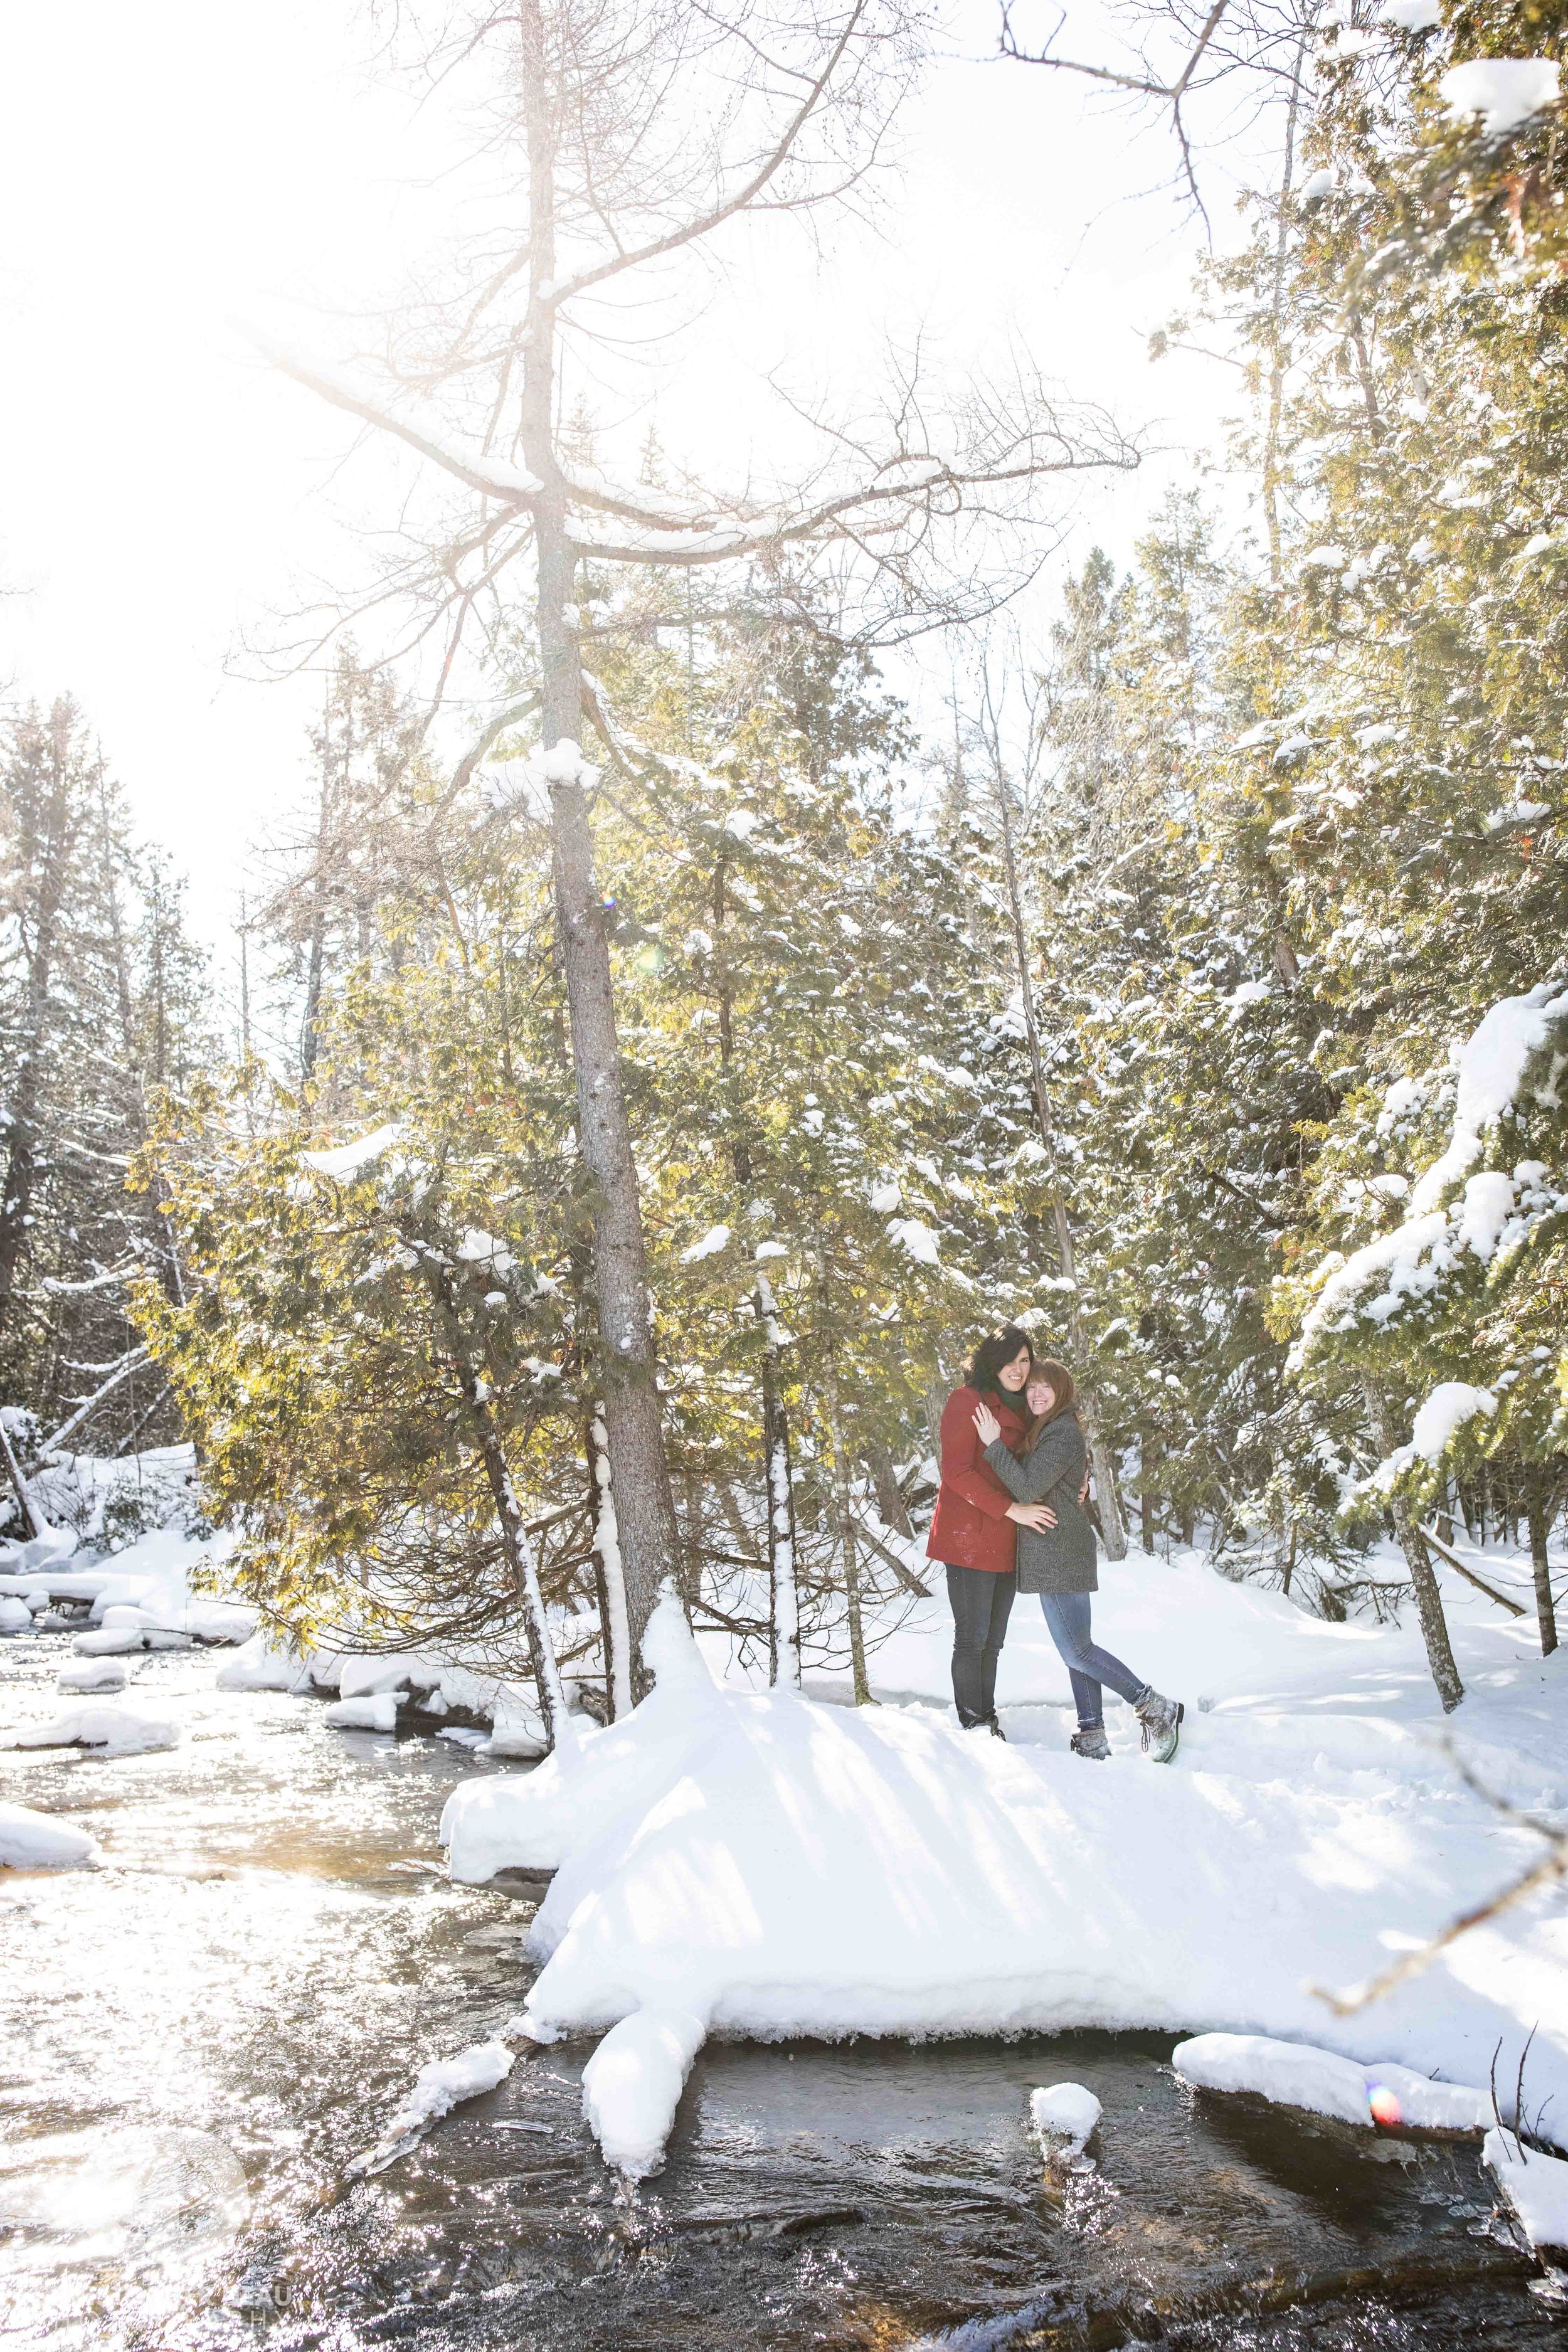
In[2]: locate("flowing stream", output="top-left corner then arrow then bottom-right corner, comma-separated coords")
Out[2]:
1,1635 -> 1556,2351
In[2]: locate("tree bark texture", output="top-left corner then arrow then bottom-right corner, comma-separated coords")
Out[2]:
1526,1482 -> 1560,1659
1363,1383 -> 1464,1712
519,0 -> 679,1685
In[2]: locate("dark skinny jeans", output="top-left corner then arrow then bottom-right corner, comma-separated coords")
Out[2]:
944,1562 -> 1016,1727
1039,1589 -> 1148,1730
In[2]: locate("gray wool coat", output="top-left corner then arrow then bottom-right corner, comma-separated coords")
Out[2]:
984,1414 -> 1098,1596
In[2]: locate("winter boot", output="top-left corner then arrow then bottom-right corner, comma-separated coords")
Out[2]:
987,1715 -> 1007,1741
1069,1725 -> 1110,1761
1134,1688 -> 1184,1764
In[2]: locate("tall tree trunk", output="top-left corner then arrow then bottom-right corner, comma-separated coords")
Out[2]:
0,710 -> 71,1335
992,777 -> 1128,1557
756,1273 -> 799,1687
1,1420 -> 46,1541
1525,1476 -> 1559,1659
824,1363 -> 871,1705
588,1406 -> 634,1717
517,0 -> 678,1687
1363,1383 -> 1464,1712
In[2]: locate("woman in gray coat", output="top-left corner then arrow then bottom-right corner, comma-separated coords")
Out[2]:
973,1360 -> 1182,1762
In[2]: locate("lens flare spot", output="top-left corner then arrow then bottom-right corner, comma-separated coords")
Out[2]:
1368,2084 -> 1402,2128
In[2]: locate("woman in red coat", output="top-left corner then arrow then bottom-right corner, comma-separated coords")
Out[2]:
926,1325 -> 1058,1734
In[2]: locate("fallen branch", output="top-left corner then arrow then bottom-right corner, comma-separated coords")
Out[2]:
1418,1518 -> 1527,1619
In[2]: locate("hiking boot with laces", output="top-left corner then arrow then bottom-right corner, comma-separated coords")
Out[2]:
1069,1725 -> 1110,1761
1134,1688 -> 1184,1763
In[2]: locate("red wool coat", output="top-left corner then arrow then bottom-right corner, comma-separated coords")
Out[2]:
926,1385 -> 1029,1574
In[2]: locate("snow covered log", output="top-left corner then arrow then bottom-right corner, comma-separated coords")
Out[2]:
1172,2033 -> 1491,2133
580,2008 -> 708,2180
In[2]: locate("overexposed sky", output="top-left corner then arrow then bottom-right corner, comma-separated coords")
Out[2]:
0,1 -> 1258,956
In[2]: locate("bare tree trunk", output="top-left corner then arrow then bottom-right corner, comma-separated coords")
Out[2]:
1526,1478 -> 1559,1659
1364,1383 -> 1463,1712
518,0 -> 678,1688
0,712 -> 71,1334
824,1377 -> 871,1705
992,778 -> 1128,1557
755,1274 -> 799,1687
588,1406 -> 633,1717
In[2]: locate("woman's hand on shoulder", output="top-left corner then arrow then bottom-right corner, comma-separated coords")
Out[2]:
972,1400 -> 1001,1446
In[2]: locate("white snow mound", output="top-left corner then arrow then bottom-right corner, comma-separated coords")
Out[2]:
1173,2033 -> 1490,2132
325,1693 -> 401,1732
13,1705 -> 179,1756
1029,2082 -> 1102,2154
58,1658 -> 129,1695
581,2008 -> 707,2181
0,1802 -> 102,1868
1486,2127 -> 1568,2255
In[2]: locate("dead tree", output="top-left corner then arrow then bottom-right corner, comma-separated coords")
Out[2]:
255,0 -> 1136,1683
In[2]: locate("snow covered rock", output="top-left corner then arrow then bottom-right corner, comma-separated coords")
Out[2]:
58,1658 -> 129,1695
0,1801 -> 102,1868
215,1633 -> 311,1692
338,1653 -> 441,1701
72,1626 -> 147,1656
349,2040 -> 516,2176
0,1595 -> 33,1634
325,1692 -> 402,1732
12,1705 -> 179,1756
1173,2034 -> 1490,2134
581,2008 -> 708,2181
1029,2083 -> 1102,2156
1486,2129 -> 1568,2257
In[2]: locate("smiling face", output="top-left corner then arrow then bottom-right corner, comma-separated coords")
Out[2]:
1025,1375 -> 1057,1418
997,1343 -> 1033,1393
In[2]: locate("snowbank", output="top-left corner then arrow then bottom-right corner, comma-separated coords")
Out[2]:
442,1591 -> 1567,2181
1172,2032 -> 1490,2133
1486,2129 -> 1568,2257
0,1802 -> 102,1868
12,1705 -> 179,1756
0,1595 -> 32,1634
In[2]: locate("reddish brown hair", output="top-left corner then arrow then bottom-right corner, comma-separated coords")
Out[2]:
1022,1358 -> 1077,1450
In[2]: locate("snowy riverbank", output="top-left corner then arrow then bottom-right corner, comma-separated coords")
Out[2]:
441,1564 -> 1568,2180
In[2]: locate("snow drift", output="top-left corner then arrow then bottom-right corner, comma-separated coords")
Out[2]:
444,1591 -> 1568,2180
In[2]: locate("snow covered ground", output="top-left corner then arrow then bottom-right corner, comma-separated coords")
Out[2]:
441,1552 -> 1568,2181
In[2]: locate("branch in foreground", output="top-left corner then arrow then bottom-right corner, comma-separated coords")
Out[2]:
1310,1744 -> 1568,2015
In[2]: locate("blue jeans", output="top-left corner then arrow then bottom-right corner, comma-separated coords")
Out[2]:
1039,1591 -> 1147,1730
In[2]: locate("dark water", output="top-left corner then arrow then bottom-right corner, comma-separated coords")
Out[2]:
1,1635 -> 1557,2351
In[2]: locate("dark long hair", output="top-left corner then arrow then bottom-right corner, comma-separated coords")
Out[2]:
1022,1358 -> 1078,1450
967,1325 -> 1034,1399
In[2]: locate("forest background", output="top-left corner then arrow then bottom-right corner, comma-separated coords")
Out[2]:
3,0 -> 1565,1730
